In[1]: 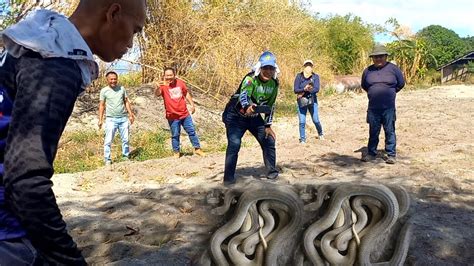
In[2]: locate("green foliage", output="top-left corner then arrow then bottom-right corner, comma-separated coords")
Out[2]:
417,25 -> 469,68
323,15 -> 374,75
54,126 -> 229,173
130,129 -> 172,161
387,38 -> 433,83
463,36 -> 474,51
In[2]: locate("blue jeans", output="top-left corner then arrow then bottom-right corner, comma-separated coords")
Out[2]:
297,97 -> 323,141
104,116 -> 129,162
367,108 -> 396,157
168,115 -> 201,152
223,108 -> 278,182
0,237 -> 41,265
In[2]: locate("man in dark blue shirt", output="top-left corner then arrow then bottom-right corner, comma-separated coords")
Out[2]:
361,44 -> 405,164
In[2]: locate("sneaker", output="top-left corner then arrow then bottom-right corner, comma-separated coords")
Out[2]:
361,154 -> 376,162
299,139 -> 306,144
384,156 -> 396,164
105,160 -> 112,166
194,148 -> 206,156
318,135 -> 325,140
173,152 -> 181,158
267,172 -> 279,180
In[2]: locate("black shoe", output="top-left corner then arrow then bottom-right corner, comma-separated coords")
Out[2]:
267,172 -> 279,180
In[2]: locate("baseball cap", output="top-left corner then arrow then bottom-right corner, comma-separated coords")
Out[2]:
259,51 -> 277,68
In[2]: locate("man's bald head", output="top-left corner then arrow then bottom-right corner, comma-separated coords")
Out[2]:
70,0 -> 146,62
77,0 -> 146,12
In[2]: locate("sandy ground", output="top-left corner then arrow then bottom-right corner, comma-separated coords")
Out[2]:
52,85 -> 473,265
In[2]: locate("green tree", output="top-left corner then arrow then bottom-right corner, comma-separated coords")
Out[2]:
417,25 -> 468,68
323,14 -> 374,75
463,36 -> 474,51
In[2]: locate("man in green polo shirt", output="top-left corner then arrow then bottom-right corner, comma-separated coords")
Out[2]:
98,71 -> 135,165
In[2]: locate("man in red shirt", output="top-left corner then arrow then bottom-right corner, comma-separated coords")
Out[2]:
155,67 -> 205,158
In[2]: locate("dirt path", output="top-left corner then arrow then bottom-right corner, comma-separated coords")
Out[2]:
53,85 -> 473,265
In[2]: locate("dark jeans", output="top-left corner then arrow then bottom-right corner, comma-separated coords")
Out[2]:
168,115 -> 201,152
367,108 -> 396,157
0,238 -> 41,265
223,108 -> 278,182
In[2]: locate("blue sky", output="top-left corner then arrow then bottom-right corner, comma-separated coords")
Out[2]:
309,0 -> 474,39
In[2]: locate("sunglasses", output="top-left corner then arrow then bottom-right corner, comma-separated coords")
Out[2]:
371,55 -> 387,59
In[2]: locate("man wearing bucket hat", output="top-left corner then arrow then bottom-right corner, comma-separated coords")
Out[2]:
293,59 -> 324,143
222,51 -> 280,185
361,44 -> 405,164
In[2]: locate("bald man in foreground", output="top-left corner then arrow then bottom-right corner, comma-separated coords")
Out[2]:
0,0 -> 146,264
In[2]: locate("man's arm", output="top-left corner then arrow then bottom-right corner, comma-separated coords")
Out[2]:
98,100 -> 105,129
394,66 -> 405,92
4,55 -> 86,264
154,83 -> 162,97
361,69 -> 369,92
185,92 -> 196,114
124,97 -> 135,124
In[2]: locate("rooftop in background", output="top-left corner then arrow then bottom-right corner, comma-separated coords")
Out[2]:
437,51 -> 474,83
437,51 -> 474,71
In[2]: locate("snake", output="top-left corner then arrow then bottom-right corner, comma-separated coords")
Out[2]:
334,195 -> 383,251
209,183 -> 304,266
211,188 -> 245,216
320,199 -> 358,265
227,203 -> 264,265
303,183 -> 399,265
386,184 -> 411,218
240,200 -> 290,256
201,183 -> 412,265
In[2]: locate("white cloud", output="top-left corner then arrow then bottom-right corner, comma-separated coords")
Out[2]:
309,0 -> 474,37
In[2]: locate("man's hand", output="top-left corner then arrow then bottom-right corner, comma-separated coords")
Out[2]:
304,84 -> 313,92
129,113 -> 135,125
245,105 -> 255,116
189,105 -> 196,114
98,119 -> 103,129
265,127 -> 276,140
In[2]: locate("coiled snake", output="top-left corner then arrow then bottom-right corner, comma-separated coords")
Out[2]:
200,182 -> 412,266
